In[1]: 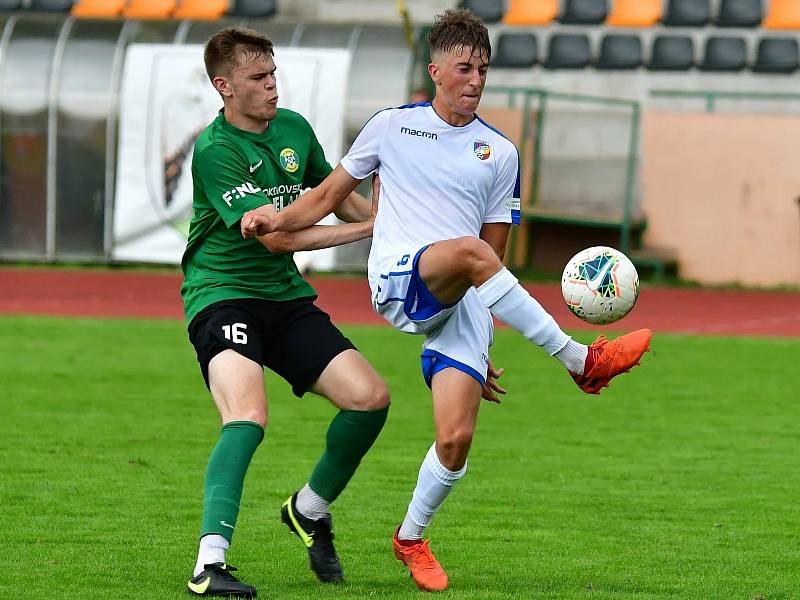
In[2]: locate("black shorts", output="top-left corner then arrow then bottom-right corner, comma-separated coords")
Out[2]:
188,297 -> 356,397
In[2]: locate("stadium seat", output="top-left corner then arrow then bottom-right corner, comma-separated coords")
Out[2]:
503,0 -> 558,25
763,0 -> 800,30
545,33 -> 591,69
662,0 -> 710,27
458,0 -> 503,24
227,0 -> 276,17
174,0 -> 228,19
560,0 -> 608,25
596,34 -> 642,69
648,35 -> 694,70
71,0 -> 124,17
124,0 -> 175,18
752,37 -> 799,73
0,0 -> 22,9
700,36 -> 747,71
715,0 -> 762,27
606,0 -> 662,27
29,0 -> 73,10
492,32 -> 538,68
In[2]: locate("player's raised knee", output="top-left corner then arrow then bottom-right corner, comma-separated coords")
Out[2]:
451,236 -> 493,258
450,236 -> 499,273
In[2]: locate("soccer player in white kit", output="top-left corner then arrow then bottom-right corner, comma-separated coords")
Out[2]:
242,9 -> 652,591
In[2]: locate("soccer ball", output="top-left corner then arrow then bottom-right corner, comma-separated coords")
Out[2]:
561,246 -> 639,325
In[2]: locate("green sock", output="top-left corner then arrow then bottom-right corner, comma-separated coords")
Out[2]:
309,406 -> 389,502
200,420 -> 264,543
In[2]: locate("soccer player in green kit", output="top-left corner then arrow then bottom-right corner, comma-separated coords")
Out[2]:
182,27 -> 389,597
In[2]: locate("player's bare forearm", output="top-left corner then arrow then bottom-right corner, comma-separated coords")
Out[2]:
257,220 -> 372,253
480,222 -> 511,262
245,165 -> 361,238
334,190 -> 373,223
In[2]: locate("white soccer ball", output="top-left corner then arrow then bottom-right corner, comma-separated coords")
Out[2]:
561,246 -> 639,325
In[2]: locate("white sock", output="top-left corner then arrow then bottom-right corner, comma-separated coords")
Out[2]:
398,443 -> 467,541
476,268 -> 580,359
295,483 -> 330,520
554,339 -> 589,374
194,534 -> 229,576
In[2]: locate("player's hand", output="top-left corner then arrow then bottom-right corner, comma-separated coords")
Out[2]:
241,204 -> 278,238
371,173 -> 380,218
481,361 -> 506,404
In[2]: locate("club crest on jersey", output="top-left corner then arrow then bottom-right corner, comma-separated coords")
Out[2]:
473,140 -> 491,160
280,148 -> 299,173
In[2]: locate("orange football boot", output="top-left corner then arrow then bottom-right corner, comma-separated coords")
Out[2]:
393,529 -> 448,592
570,328 -> 652,394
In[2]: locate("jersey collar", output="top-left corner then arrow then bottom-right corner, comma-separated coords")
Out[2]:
218,109 -> 275,142
425,104 -> 479,130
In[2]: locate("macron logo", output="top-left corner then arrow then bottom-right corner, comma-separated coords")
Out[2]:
400,126 -> 437,141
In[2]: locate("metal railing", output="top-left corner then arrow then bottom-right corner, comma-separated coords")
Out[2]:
650,89 -> 800,112
483,86 -> 641,261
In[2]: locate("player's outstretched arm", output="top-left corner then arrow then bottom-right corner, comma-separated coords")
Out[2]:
242,165 -> 362,237
334,191 -> 372,223
257,219 -> 373,254
240,203 -> 278,237
334,172 -> 381,223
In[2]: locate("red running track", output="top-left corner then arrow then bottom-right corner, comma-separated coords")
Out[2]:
0,268 -> 798,337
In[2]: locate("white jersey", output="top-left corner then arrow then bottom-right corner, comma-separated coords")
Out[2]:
339,102 -> 521,293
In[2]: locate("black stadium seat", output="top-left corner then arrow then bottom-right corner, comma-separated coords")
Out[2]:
752,38 -> 799,74
662,0 -> 710,26
227,0 -> 276,17
493,32 -> 538,68
29,0 -> 73,10
458,0 -> 503,24
648,35 -> 694,70
596,34 -> 642,70
545,33 -> 591,69
716,0 -> 762,28
700,36 -> 747,71
560,0 -> 608,25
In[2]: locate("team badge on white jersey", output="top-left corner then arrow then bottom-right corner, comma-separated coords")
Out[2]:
473,140 -> 491,160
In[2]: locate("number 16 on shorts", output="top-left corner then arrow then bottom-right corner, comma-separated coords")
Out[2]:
222,323 -> 248,344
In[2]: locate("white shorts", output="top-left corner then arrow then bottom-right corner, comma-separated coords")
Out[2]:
371,246 -> 494,387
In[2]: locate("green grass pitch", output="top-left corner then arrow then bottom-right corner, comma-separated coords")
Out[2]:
0,315 -> 798,599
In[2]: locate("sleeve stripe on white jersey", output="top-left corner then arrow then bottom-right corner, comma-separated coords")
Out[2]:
474,113 -> 512,141
475,114 -> 522,224
397,101 -> 432,110
349,106 -> 394,142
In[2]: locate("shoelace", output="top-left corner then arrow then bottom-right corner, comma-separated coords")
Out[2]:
584,335 -> 609,373
309,519 -> 339,556
311,516 -> 333,537
208,563 -> 239,581
405,540 -> 439,571
313,532 -> 337,556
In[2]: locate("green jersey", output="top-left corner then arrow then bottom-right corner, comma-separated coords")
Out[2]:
181,108 -> 333,324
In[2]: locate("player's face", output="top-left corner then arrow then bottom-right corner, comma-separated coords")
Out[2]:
430,45 -> 488,122
224,51 -> 279,129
